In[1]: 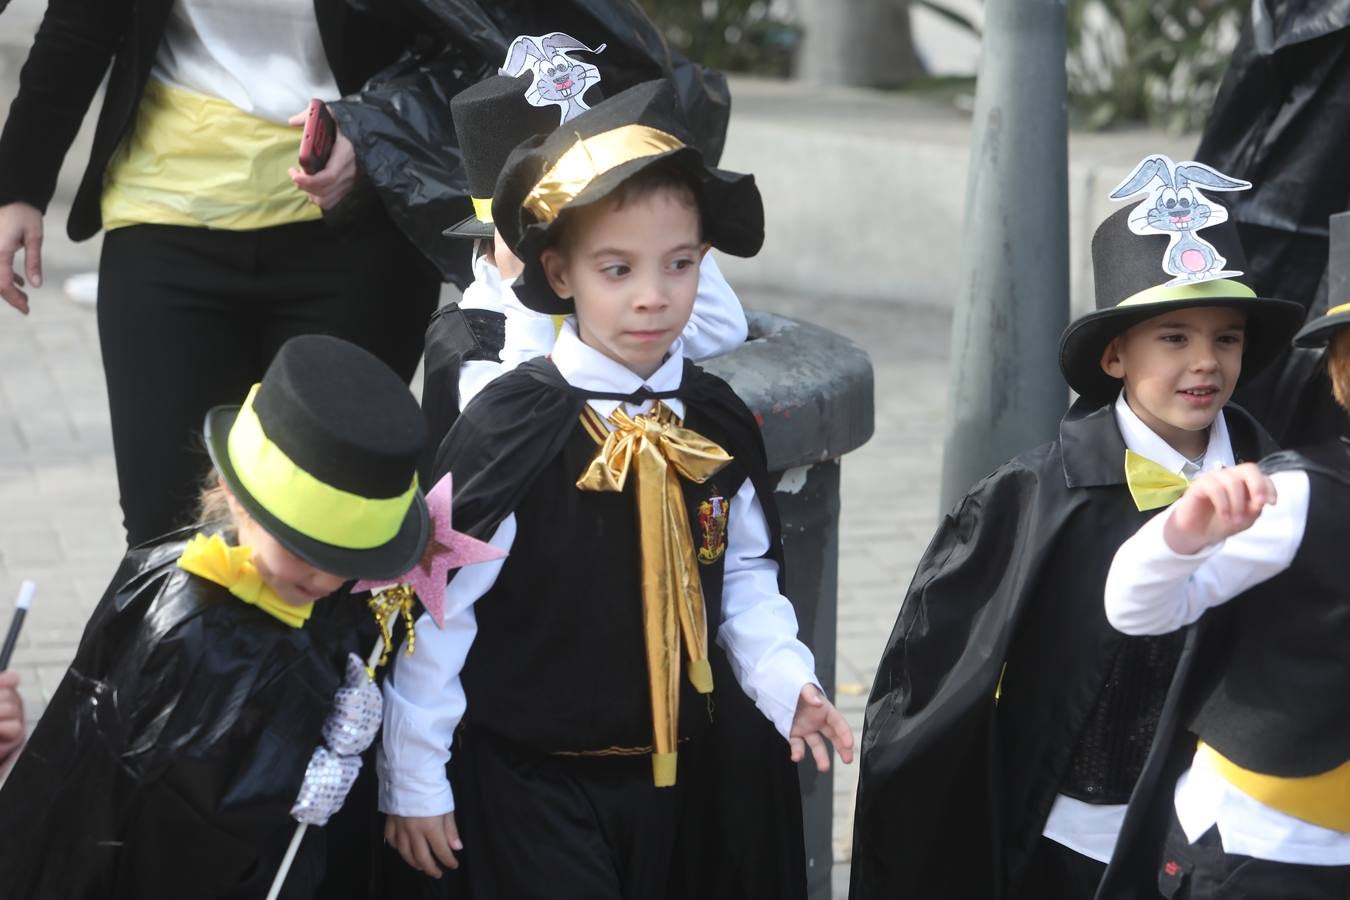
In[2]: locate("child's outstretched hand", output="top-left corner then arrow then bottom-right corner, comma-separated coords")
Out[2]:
0,670 -> 25,766
1163,463 -> 1277,556
789,684 -> 854,772
385,812 -> 462,879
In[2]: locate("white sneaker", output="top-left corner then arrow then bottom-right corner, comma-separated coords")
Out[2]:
62,272 -> 98,308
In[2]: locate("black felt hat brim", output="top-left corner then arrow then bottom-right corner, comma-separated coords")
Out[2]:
204,406 -> 429,582
1058,294 -> 1307,403
442,214 -> 495,240
505,146 -> 763,315
1294,309 -> 1350,348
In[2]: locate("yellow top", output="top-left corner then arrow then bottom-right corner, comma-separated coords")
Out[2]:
102,79 -> 321,232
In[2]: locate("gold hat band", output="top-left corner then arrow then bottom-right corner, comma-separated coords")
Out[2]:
227,385 -> 416,550
524,124 -> 686,224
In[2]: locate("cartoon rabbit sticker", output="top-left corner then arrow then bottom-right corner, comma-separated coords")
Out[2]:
501,32 -> 607,125
1109,155 -> 1251,286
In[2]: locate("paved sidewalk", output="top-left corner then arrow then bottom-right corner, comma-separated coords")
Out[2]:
0,266 -> 948,898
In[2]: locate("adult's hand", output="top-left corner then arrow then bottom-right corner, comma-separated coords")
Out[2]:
384,812 -> 462,878
0,202 -> 44,314
288,106 -> 359,209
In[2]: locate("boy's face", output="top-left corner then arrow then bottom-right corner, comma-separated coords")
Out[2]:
1099,305 -> 1246,456
541,188 -> 709,379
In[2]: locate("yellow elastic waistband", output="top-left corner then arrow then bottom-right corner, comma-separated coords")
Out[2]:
1198,742 -> 1350,832
101,79 -> 321,231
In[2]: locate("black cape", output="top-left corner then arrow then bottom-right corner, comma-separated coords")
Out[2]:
850,399 -> 1277,900
422,357 -> 808,900
0,532 -> 377,900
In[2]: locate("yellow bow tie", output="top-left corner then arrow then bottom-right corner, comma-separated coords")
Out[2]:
177,533 -> 314,628
1124,449 -> 1191,512
576,403 -> 732,786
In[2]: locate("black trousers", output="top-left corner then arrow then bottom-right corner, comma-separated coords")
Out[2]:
1011,836 -> 1109,900
400,727 -> 693,900
97,220 -> 439,545
1158,813 -> 1350,899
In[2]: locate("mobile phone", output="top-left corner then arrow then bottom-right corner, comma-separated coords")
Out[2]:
299,99 -> 336,175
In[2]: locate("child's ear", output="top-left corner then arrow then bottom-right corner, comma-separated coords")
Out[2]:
540,247 -> 574,300
1100,337 -> 1126,379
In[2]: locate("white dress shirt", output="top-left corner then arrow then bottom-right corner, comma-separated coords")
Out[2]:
455,252 -> 749,410
1104,460 -> 1350,863
1041,391 -> 1236,863
380,320 -> 819,816
152,0 -> 340,125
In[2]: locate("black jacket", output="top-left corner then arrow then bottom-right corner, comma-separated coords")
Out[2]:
0,0 -> 417,241
850,399 -> 1277,900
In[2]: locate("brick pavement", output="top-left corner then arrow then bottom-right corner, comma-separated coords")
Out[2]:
0,264 -> 950,897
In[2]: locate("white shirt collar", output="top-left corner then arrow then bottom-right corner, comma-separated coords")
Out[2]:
551,319 -> 686,423
1113,389 -> 1234,475
458,248 -> 504,313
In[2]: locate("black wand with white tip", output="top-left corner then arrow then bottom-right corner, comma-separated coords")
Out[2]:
0,581 -> 35,670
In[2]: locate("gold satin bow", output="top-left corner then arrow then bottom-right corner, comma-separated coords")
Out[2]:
576,403 -> 732,786
176,532 -> 314,628
1124,449 -> 1191,511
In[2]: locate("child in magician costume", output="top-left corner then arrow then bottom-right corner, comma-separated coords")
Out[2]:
0,335 -> 499,900
377,80 -> 853,900
850,158 -> 1304,900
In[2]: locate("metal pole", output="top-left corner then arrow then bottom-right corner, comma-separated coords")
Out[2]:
939,0 -> 1069,512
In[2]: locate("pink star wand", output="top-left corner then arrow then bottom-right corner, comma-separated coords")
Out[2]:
265,474 -> 505,900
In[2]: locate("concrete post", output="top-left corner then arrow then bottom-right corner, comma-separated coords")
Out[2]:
938,0 -> 1069,511
706,311 -> 874,900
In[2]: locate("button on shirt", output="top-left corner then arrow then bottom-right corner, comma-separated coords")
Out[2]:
379,320 -> 819,816
1041,391 -> 1236,864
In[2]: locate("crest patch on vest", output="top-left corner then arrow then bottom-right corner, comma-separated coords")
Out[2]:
697,493 -> 728,565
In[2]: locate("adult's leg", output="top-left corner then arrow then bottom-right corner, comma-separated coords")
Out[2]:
253,221 -> 440,385
97,226 -> 264,545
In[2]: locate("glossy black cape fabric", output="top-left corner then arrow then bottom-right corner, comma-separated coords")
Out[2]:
0,532 -> 378,900
850,400 -> 1277,900
424,357 -> 807,900
331,0 -> 730,285
1194,0 -> 1350,441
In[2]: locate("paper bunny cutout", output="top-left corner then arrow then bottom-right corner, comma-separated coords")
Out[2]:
1109,154 -> 1251,286
501,32 -> 607,124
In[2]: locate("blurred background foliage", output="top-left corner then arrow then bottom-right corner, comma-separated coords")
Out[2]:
644,0 -> 1250,131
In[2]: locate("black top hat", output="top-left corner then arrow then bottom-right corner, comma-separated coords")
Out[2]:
204,335 -> 429,581
493,79 -> 764,314
1294,210 -> 1350,348
443,73 -> 576,240
1059,207 -> 1304,403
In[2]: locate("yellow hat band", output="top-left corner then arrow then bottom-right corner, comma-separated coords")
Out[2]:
472,196 -> 493,224
524,124 -> 686,224
226,385 -> 417,550
1115,278 -> 1256,309
1325,301 -> 1350,317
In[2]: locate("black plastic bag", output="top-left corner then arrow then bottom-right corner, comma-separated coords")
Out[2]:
1194,0 -> 1350,440
330,0 -> 731,286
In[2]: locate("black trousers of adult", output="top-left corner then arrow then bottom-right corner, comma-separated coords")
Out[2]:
97,220 -> 440,545
1158,814 -> 1350,899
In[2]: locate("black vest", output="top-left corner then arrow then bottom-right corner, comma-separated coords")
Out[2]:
1190,439 -> 1350,777
462,408 -> 748,754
